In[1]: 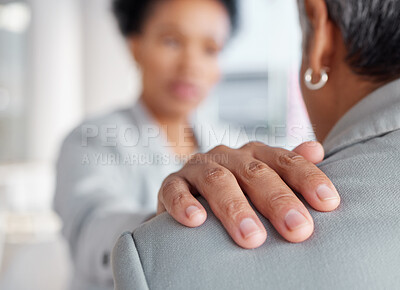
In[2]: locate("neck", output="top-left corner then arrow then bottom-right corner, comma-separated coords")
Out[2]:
140,96 -> 198,155
310,64 -> 383,142
141,96 -> 189,126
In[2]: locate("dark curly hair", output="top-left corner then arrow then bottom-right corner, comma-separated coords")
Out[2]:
112,0 -> 238,37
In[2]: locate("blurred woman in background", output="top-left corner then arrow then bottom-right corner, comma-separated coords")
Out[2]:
54,1 -> 238,288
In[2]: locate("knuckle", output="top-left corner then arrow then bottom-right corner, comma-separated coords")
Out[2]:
221,198 -> 248,220
249,141 -> 265,147
277,152 -> 304,168
303,169 -> 327,183
211,145 -> 229,153
241,141 -> 266,151
162,177 -> 184,197
241,161 -> 271,181
171,192 -> 187,207
202,166 -> 231,185
268,192 -> 296,210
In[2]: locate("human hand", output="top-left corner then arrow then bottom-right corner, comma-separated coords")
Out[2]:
157,141 -> 340,249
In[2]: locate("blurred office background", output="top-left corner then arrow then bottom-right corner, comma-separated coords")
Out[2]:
0,0 -> 311,289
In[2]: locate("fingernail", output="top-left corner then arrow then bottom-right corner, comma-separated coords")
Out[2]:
316,185 -> 339,201
185,205 -> 202,219
239,218 -> 263,240
285,209 -> 309,231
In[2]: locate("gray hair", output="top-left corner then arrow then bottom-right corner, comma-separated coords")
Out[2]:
298,0 -> 400,81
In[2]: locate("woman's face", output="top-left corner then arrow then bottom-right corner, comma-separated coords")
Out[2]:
129,0 -> 230,119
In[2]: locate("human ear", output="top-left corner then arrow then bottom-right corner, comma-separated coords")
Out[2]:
304,0 -> 335,75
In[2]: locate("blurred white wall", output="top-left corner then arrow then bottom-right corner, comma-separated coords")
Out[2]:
81,0 -> 141,117
26,0 -> 142,163
220,0 -> 301,73
26,0 -> 83,163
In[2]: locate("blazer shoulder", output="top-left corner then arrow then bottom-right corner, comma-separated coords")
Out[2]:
112,232 -> 149,290
60,108 -> 138,150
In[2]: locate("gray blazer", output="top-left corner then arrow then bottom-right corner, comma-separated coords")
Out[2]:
112,79 -> 400,290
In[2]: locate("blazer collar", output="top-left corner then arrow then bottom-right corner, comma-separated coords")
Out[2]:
323,78 -> 400,157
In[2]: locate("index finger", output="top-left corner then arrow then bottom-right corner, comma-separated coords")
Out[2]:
245,142 -> 340,212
